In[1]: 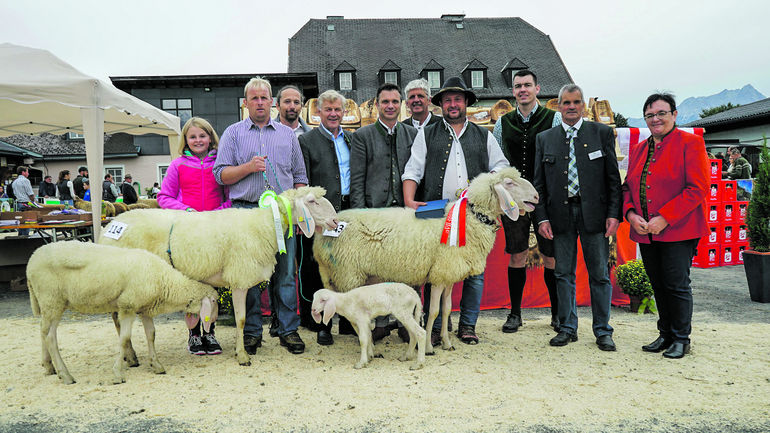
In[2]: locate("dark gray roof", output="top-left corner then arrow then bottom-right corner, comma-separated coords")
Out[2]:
0,140 -> 43,158
2,133 -> 137,159
288,16 -> 573,103
685,97 -> 770,128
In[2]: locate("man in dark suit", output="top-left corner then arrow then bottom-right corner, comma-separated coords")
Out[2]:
533,84 -> 621,351
402,79 -> 442,130
298,89 -> 352,345
349,82 -> 418,341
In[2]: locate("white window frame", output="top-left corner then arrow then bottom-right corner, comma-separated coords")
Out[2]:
471,70 -> 484,89
104,165 -> 125,185
427,71 -> 441,89
157,164 -> 169,185
339,72 -> 352,90
383,71 -> 397,85
162,98 -> 193,124
67,132 -> 85,140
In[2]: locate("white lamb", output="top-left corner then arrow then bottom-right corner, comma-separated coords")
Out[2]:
311,283 -> 426,370
26,241 -> 219,385
313,167 -> 538,354
98,186 -> 338,366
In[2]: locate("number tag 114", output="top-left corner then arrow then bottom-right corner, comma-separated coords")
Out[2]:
103,221 -> 128,240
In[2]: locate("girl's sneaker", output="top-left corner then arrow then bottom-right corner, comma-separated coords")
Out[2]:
202,333 -> 222,355
187,334 -> 206,355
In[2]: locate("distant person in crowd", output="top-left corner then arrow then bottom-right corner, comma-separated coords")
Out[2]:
73,166 -> 88,199
402,76 -> 510,346
275,85 -> 311,137
533,84 -> 621,352
0,184 -> 6,199
493,69 -> 563,335
723,147 -> 751,179
159,116 -> 231,356
120,174 -> 138,205
214,77 -> 308,356
402,78 -> 442,130
150,182 -> 160,198
82,179 -> 91,201
349,82 -> 419,342
56,170 -> 75,207
12,166 -> 35,236
102,174 -> 118,202
298,89 -> 353,345
622,93 -> 709,359
38,175 -> 57,200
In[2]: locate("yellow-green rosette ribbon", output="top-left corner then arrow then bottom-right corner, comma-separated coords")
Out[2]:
276,195 -> 293,238
258,190 -> 286,254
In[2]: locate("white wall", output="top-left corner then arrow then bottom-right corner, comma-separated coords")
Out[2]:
705,123 -> 770,145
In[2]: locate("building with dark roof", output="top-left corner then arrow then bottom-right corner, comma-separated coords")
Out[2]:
288,14 -> 573,104
685,97 -> 770,146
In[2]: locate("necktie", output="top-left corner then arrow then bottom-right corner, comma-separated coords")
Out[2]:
567,126 -> 579,196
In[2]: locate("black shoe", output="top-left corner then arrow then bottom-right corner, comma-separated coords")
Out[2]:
397,326 -> 410,343
243,335 -> 262,355
549,331 -> 578,347
596,335 -> 617,351
269,314 -> 279,338
317,329 -> 334,346
338,319 -> 356,335
550,317 -> 560,333
457,324 -> 479,345
372,326 -> 390,342
279,331 -> 305,354
642,336 -> 673,353
502,314 -> 522,333
202,332 -> 223,355
187,334 -> 206,355
662,342 -> 690,359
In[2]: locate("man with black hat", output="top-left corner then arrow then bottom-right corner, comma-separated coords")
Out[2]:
402,77 -> 509,346
120,174 -> 138,205
73,166 -> 88,199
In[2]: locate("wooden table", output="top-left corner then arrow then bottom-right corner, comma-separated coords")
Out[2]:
0,221 -> 96,243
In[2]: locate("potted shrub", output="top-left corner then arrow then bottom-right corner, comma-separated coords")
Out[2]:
743,137 -> 770,303
615,259 -> 656,314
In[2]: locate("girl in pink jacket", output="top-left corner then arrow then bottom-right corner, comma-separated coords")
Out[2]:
158,117 -> 230,355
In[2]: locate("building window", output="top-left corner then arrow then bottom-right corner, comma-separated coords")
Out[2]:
67,132 -> 84,140
471,71 -> 484,88
158,165 -> 168,185
383,71 -> 398,85
427,71 -> 441,89
339,73 -> 353,90
162,98 -> 192,124
105,166 -> 124,184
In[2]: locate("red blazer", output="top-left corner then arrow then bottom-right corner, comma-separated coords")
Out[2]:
622,128 -> 709,244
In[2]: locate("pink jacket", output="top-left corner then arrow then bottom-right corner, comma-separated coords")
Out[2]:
158,151 -> 231,211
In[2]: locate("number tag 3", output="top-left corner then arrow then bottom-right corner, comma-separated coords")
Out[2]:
322,221 -> 347,238
104,221 -> 128,240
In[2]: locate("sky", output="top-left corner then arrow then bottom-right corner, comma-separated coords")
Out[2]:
2,0 -> 769,118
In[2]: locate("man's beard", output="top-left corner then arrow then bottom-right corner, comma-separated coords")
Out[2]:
283,110 -> 299,122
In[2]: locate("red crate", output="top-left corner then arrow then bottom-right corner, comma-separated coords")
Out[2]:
737,223 -> 748,243
722,202 -> 736,222
693,243 -> 721,268
709,159 -> 722,180
737,201 -> 749,222
720,245 -> 737,266
736,243 -> 749,265
721,223 -> 737,244
706,203 -> 721,224
708,182 -> 721,202
705,223 -> 720,244
720,180 -> 737,202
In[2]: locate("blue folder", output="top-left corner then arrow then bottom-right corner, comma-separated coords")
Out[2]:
415,199 -> 449,219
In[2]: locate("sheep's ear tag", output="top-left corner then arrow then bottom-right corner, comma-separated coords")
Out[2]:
494,182 -> 520,221
259,190 -> 287,254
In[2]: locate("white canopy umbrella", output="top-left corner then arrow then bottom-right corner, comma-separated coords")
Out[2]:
0,43 -> 180,239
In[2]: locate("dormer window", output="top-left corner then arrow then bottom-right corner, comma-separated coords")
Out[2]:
378,60 -> 401,87
420,59 -> 445,90
462,59 -> 488,90
334,61 -> 357,92
501,58 -> 529,88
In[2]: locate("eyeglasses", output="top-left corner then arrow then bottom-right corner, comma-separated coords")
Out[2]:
643,111 -> 673,121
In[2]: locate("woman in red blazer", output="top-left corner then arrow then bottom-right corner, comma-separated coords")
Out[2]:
621,93 -> 709,359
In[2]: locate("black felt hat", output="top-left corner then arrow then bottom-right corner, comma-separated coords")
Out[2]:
430,76 -> 477,106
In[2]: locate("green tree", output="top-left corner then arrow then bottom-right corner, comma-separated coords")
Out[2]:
700,102 -> 740,118
747,137 -> 770,252
614,112 -> 629,127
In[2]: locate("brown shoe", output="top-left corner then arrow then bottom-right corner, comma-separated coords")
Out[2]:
279,331 -> 305,354
457,325 -> 479,345
372,326 -> 390,342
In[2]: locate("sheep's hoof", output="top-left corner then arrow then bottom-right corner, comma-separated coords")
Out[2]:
126,354 -> 139,367
237,352 -> 251,366
409,362 -> 424,371
150,363 -> 166,375
43,363 -> 56,375
373,353 -> 384,359
443,345 -> 455,351
60,374 -> 76,385
354,361 -> 368,369
111,376 -> 125,385
425,349 -> 435,356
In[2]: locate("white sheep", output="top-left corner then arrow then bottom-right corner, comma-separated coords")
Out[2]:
98,186 -> 339,366
26,241 -> 219,385
311,283 -> 426,370
313,167 -> 538,354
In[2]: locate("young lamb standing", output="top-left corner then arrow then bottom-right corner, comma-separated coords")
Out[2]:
98,186 -> 338,366
311,284 -> 426,370
313,167 -> 538,354
27,241 -> 219,385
